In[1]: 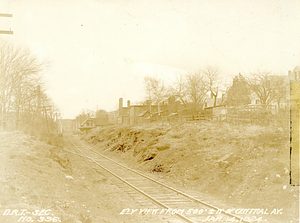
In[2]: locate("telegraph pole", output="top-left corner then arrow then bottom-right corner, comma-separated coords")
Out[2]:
0,13 -> 13,34
0,13 -> 13,130
44,105 -> 52,133
37,85 -> 41,120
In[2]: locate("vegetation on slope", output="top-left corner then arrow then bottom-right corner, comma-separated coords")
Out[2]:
84,122 -> 299,222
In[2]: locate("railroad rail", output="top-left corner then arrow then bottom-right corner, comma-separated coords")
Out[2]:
62,134 -> 258,223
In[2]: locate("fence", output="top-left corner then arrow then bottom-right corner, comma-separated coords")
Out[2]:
133,105 -> 289,128
224,105 -> 289,127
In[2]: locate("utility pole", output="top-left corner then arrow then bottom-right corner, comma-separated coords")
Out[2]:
0,13 -> 13,34
0,13 -> 12,130
44,105 -> 52,133
37,85 -> 41,125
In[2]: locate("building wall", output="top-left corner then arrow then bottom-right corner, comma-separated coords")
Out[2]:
75,114 -> 88,133
168,96 -> 176,113
213,107 -> 227,115
130,106 -> 148,125
130,106 -> 148,118
107,110 -> 118,124
95,118 -> 110,126
250,92 -> 260,105
289,66 -> 300,81
82,119 -> 95,127
118,116 -> 130,125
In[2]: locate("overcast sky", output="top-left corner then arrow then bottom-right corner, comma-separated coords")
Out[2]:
1,0 -> 300,118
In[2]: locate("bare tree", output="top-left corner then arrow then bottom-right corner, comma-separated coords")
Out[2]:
272,75 -> 288,110
247,70 -> 276,108
81,109 -> 96,118
171,71 -> 207,113
0,38 -> 52,132
171,73 -> 189,108
144,75 -> 167,106
203,65 -> 221,107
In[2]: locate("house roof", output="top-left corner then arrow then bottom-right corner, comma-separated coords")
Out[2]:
80,117 -> 95,127
138,110 -> 150,117
80,117 -> 109,127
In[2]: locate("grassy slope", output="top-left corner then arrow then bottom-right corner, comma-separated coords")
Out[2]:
84,122 -> 299,222
0,131 -> 168,223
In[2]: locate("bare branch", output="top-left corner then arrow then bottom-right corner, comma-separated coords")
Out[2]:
0,38 -> 49,131
144,75 -> 167,105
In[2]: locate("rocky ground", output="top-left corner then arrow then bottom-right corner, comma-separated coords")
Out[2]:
83,121 -> 300,223
0,131 -> 169,223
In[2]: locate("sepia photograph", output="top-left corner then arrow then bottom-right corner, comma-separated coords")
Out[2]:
0,0 -> 299,222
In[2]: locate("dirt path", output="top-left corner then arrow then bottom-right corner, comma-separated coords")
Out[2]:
0,131 -> 171,223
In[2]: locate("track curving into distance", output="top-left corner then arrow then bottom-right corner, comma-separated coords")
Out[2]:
62,134 -> 255,223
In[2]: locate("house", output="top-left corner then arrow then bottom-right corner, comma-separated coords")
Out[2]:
130,105 -> 159,125
249,75 -> 289,111
289,66 -> 300,81
138,110 -> 151,119
203,97 -> 224,118
74,113 -> 88,134
137,110 -> 152,124
79,117 -> 109,133
107,110 -> 119,125
250,91 -> 260,105
117,98 -> 130,125
79,117 -> 96,132
117,96 -> 181,125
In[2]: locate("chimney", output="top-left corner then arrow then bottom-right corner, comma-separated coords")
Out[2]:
119,98 -> 123,116
127,100 -> 130,107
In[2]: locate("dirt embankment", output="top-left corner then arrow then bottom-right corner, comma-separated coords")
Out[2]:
0,131 -> 167,223
83,122 -> 299,223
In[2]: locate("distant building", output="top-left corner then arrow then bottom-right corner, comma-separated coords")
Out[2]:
289,66 -> 300,81
204,97 -> 223,108
79,117 -> 109,133
107,110 -> 119,125
130,105 -> 150,125
249,75 -> 289,111
117,98 -> 130,125
117,96 -> 181,125
203,97 -> 225,119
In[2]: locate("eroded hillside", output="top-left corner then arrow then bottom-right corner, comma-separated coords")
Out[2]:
83,122 -> 299,223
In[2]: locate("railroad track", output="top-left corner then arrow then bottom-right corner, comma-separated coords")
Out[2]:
62,134 -> 258,223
